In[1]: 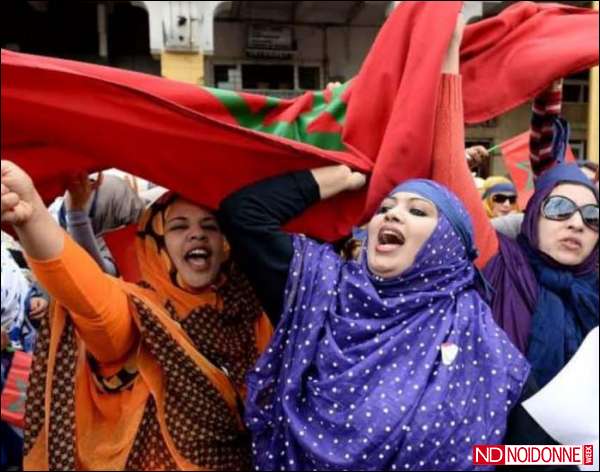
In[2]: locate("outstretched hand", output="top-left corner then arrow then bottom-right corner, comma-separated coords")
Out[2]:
65,171 -> 103,211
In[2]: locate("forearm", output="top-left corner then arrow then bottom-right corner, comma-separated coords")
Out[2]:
67,210 -> 115,275
219,171 -> 320,322
13,193 -> 64,261
441,34 -> 460,74
430,74 -> 498,267
310,165 -> 353,200
27,233 -> 136,362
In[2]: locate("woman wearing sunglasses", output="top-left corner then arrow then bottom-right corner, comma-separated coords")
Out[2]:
430,62 -> 598,391
482,163 -> 598,388
481,176 -> 519,218
440,155 -> 598,391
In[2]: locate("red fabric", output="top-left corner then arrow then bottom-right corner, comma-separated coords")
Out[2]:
500,131 -> 576,208
102,224 -> 141,282
1,351 -> 32,429
2,2 -> 598,241
460,2 -> 598,123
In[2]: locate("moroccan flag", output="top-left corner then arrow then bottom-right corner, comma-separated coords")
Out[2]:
2,2 -> 598,241
489,131 -> 576,208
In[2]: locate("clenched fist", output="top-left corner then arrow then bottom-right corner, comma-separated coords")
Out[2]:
1,161 -> 67,260
1,160 -> 39,226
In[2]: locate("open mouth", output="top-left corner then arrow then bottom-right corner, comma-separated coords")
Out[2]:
376,227 -> 405,252
184,247 -> 212,270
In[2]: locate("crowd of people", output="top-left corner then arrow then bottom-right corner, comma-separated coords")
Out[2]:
1,8 -> 599,472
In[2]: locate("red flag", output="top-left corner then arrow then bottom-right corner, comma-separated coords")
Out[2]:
461,2 -> 599,123
2,2 -> 598,241
491,132 -> 576,208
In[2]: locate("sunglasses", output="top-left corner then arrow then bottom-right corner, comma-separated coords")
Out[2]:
541,195 -> 599,232
492,194 -> 517,205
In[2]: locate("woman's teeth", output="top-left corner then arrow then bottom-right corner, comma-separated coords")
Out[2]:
185,248 -> 211,269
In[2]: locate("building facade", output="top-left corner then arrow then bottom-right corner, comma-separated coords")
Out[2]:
1,1 -> 596,174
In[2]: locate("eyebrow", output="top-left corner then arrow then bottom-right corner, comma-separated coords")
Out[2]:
383,196 -> 434,206
166,216 -> 217,225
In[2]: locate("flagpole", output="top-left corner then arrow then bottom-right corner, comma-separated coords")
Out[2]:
589,1 -> 599,164
487,144 -> 501,156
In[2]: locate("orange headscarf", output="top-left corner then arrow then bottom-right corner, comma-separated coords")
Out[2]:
135,192 -> 228,315
24,194 -> 272,471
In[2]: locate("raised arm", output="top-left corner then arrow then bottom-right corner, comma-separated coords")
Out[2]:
66,210 -> 118,275
431,15 -> 499,268
529,80 -> 564,176
219,165 -> 365,325
1,161 -> 136,363
63,173 -> 118,275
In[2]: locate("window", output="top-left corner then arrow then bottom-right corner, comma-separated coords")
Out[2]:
298,66 -> 320,90
241,64 -> 294,90
569,140 -> 587,160
563,71 -> 589,103
212,63 -> 321,96
214,64 -> 240,90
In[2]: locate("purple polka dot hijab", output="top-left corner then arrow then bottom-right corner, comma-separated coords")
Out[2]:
245,180 -> 530,471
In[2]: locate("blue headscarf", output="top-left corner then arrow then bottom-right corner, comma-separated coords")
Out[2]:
482,182 -> 517,199
245,179 -> 529,471
520,164 -> 599,387
393,180 -> 494,300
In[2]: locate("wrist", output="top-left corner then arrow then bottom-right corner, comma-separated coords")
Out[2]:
11,191 -> 43,228
66,209 -> 90,226
65,198 -> 85,212
338,164 -> 352,182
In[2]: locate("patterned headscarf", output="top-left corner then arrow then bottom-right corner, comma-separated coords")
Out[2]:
245,179 -> 530,471
24,193 -> 270,471
135,192 -> 230,316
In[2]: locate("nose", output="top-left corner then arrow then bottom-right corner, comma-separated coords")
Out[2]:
384,208 -> 403,223
501,199 -> 512,209
566,210 -> 585,232
187,225 -> 208,241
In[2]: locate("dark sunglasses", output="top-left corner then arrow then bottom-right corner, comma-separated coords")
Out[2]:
492,194 -> 517,205
541,195 -> 599,232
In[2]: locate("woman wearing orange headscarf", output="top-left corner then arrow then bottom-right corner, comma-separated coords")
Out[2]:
0,161 -> 272,471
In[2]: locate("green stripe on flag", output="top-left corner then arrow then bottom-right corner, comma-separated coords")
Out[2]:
205,83 -> 351,151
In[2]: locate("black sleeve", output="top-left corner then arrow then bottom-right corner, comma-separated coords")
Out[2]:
218,171 -> 321,326
502,374 -> 578,471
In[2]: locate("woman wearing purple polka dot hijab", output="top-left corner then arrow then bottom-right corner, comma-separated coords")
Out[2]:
219,169 -> 564,471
